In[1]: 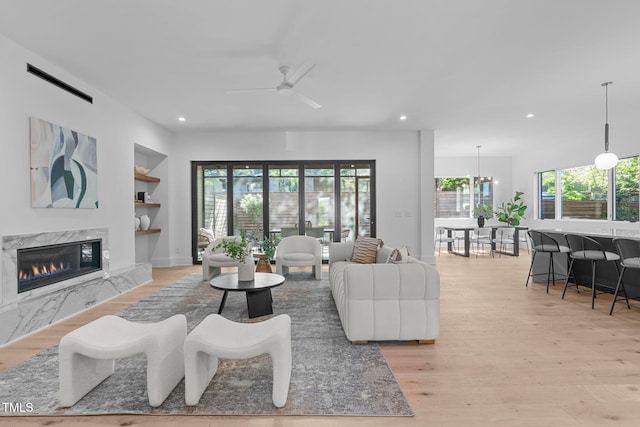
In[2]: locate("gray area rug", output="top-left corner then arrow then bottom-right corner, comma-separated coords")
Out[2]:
0,271 -> 413,417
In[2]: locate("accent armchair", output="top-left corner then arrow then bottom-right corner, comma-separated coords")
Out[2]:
201,236 -> 247,281
275,235 -> 322,279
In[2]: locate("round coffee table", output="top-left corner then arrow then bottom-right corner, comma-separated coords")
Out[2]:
210,272 -> 285,318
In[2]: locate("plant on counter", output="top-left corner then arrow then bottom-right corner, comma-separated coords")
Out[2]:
495,191 -> 527,226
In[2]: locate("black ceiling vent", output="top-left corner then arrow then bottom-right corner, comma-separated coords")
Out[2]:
27,63 -> 93,104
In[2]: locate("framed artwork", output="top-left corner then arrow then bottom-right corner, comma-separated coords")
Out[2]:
30,117 -> 98,208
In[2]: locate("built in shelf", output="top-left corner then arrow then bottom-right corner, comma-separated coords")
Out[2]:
136,229 -> 161,236
135,202 -> 161,208
134,173 -> 160,182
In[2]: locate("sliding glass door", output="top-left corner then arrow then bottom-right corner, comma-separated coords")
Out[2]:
340,164 -> 373,242
268,165 -> 299,242
192,160 -> 375,263
304,165 -> 335,245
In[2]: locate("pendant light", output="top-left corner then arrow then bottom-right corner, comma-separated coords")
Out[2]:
594,81 -> 619,170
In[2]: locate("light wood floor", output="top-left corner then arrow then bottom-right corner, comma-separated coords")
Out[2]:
2,253 -> 640,426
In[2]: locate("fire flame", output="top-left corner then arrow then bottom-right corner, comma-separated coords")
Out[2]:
18,261 -> 68,281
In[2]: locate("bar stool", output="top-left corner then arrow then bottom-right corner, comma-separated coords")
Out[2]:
562,234 -> 620,310
610,238 -> 637,315
525,230 -> 571,293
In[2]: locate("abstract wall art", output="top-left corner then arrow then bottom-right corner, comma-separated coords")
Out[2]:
30,117 -> 98,208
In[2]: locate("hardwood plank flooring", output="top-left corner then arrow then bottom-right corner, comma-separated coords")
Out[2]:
2,253 -> 640,426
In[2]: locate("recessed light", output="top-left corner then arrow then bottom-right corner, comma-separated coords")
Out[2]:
399,115 -> 407,121
178,116 -> 186,122
526,113 -> 535,118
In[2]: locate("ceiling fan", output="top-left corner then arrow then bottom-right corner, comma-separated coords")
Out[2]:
225,63 -> 321,109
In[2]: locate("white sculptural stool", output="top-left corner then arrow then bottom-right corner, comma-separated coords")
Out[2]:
184,313 -> 292,407
58,314 -> 187,407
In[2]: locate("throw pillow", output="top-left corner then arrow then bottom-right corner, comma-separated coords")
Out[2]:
387,245 -> 410,264
351,237 -> 383,264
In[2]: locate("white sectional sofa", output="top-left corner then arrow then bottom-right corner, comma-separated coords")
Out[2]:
328,241 -> 440,344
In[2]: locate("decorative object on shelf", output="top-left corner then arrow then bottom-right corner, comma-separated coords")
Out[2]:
213,230 -> 254,281
474,203 -> 493,227
594,81 -> 619,170
30,117 -> 98,209
139,215 -> 151,231
496,191 -> 527,226
137,192 -> 147,202
134,165 -> 150,175
134,216 -> 141,231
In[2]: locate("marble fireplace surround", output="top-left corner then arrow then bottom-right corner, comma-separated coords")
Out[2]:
1,228 -> 151,346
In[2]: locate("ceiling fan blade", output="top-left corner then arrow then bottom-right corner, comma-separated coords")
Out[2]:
292,91 -> 322,109
287,63 -> 316,86
224,88 -> 275,94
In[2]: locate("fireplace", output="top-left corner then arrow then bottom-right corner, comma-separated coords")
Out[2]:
16,239 -> 102,293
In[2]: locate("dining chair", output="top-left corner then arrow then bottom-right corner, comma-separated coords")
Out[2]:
491,227 -> 515,257
470,227 -> 492,258
562,234 -> 620,310
434,227 -> 455,254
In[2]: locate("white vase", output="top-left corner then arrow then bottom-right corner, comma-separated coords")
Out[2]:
139,215 -> 151,231
237,257 -> 255,281
134,216 -> 141,231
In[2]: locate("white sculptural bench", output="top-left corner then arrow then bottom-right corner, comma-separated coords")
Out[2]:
58,314 -> 187,407
183,313 -> 292,407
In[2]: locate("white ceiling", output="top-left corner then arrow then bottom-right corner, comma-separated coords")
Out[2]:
1,0 -> 639,157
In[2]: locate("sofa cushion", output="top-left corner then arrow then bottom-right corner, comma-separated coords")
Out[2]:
351,237 -> 383,264
387,246 -> 409,264
281,252 -> 315,262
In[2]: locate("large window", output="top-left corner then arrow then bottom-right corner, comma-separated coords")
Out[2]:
614,156 -> 639,222
537,156 -> 639,221
539,170 -> 555,219
192,161 -> 375,263
434,177 -> 494,218
561,164 -> 608,220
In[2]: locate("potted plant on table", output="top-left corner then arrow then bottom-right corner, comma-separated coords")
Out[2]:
495,191 -> 527,226
213,230 -> 254,281
256,237 -> 276,273
474,203 -> 494,227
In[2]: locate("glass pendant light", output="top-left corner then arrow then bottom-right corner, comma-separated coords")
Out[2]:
594,81 -> 619,170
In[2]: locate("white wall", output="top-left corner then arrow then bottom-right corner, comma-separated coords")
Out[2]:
0,34 -> 172,289
168,129 -> 436,263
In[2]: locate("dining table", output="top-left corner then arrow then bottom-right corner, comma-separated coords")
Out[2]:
443,225 -> 528,257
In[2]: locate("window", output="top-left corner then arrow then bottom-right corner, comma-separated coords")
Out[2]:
304,165 -> 335,231
474,177 -> 494,212
268,166 -> 299,232
233,165 -> 263,235
614,156 -> 639,222
560,165 -> 608,220
434,177 -> 494,219
539,170 -> 555,219
340,164 -> 372,240
434,178 -> 470,218
192,161 -> 375,263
